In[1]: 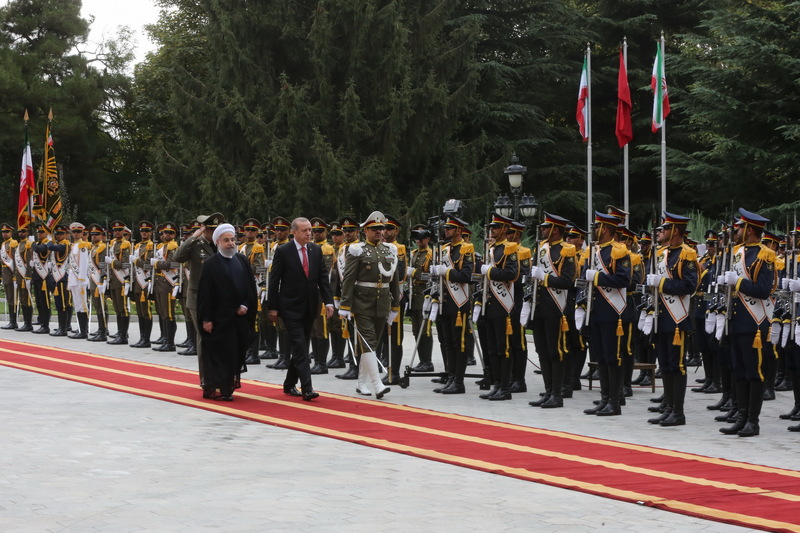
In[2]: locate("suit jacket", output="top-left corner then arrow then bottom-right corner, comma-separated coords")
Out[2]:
267,241 -> 334,321
197,252 -> 258,337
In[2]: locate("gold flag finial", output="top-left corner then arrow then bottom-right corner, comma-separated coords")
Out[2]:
23,109 -> 29,122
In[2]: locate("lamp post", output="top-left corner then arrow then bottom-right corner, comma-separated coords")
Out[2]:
494,154 -> 538,223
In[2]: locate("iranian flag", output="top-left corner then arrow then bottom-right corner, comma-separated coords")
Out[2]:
17,124 -> 35,229
651,41 -> 670,132
576,55 -> 589,141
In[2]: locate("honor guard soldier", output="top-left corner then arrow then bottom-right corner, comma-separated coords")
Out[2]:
175,223 -> 198,355
257,221 -> 277,359
617,225 -> 644,400
175,213 -> 223,395
528,213 -> 577,408
334,216 -> 362,380
240,218 -> 265,365
66,223 -> 92,338
309,217 -> 335,374
87,224 -> 109,341
325,221 -> 347,369
338,211 -> 401,398
407,224 -> 434,372
719,208 -> 777,437
29,225 -> 53,334
644,213 -> 698,426
105,220 -> 132,344
151,222 -> 180,352
13,225 -> 33,332
696,230 -> 722,397
760,230 -> 781,401
563,224 -> 589,394
477,213 -> 520,401
507,220 -> 531,394
578,212 -> 632,416
632,230 -> 656,387
379,214 -> 406,384
1,223 -> 19,329
130,221 -> 156,347
429,216 -> 474,394
46,225 -> 73,336
266,216 -> 292,370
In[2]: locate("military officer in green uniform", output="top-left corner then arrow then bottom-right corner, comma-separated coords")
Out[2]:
104,220 -> 132,344
310,217 -> 335,374
131,220 -> 155,348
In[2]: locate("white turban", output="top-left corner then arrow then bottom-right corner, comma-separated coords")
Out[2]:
212,223 -> 236,244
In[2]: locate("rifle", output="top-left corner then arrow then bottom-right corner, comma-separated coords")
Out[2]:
480,226 -> 490,315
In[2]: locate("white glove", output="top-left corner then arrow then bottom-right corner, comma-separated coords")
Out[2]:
574,307 -> 586,330
123,281 -> 130,294
338,309 -> 350,319
387,310 -> 398,325
98,283 -> 107,295
265,259 -> 272,268
333,299 -> 340,309
530,266 -> 545,281
422,295 -> 432,314
172,285 -> 180,298
782,278 -> 790,290
638,309 -> 647,331
585,269 -> 598,282
716,275 -> 726,286
643,313 -> 654,335
429,302 -> 439,322
715,313 -> 726,341
789,279 -> 800,293
646,274 -> 663,287
781,322 -> 791,348
770,321 -> 782,344
795,323 -> 800,344
705,312 -> 717,335
406,266 -> 414,277
105,255 -> 114,264
724,271 -> 739,286
472,304 -> 481,323
480,264 -> 490,276
150,257 -> 158,267
519,301 -> 532,326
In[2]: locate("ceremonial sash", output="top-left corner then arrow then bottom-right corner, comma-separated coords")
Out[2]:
32,245 -> 49,279
540,242 -> 567,313
488,245 -> 515,314
132,245 -> 148,289
441,245 -> 469,308
109,240 -> 129,284
0,242 -> 12,269
67,243 -> 89,286
155,244 -> 179,287
733,248 -> 773,325
592,245 -> 627,314
14,245 -> 27,276
656,249 -> 690,323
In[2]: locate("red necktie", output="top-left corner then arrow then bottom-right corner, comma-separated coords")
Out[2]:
301,245 -> 309,277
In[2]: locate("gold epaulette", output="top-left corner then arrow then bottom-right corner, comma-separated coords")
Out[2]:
395,243 -> 406,256
459,242 -> 474,255
166,240 -> 179,251
630,252 -> 642,267
776,256 -> 786,271
79,242 -> 92,251
679,244 -> 698,262
560,242 -> 577,257
252,243 -> 265,254
610,241 -> 628,260
120,241 -> 131,250
503,242 -> 519,255
146,242 -> 154,251
517,246 -> 532,261
733,243 -> 744,254
757,244 -> 776,263
320,242 -> 334,255
655,244 -> 668,258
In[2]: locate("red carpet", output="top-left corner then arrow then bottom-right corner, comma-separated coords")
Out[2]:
1,338 -> 799,532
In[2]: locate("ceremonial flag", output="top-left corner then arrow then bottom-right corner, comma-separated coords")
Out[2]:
576,54 -> 589,141
651,41 -> 670,132
17,111 -> 36,229
42,110 -> 62,232
616,48 -> 633,147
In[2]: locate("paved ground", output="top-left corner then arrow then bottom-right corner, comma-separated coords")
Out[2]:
1,320 -> 797,532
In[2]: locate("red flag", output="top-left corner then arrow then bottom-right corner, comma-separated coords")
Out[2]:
576,55 -> 589,141
615,49 -> 633,147
17,115 -> 35,229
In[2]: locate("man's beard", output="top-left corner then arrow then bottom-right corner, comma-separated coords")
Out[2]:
219,247 -> 235,258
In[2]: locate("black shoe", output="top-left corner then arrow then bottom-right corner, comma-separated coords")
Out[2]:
631,373 -> 645,385
202,388 -> 215,399
441,383 -> 465,394
647,404 -> 665,413
269,358 -> 289,369
466,355 -> 477,366
261,349 -> 279,360
788,424 -> 800,432
244,353 -> 261,365
410,362 -> 434,372
2,321 -> 18,330
639,375 -> 652,387
540,396 -> 563,408
303,390 -> 320,401
737,421 -> 760,437
152,343 -> 176,352
648,411 -> 670,424
659,412 -> 686,426
596,403 -> 621,416
488,389 -> 511,401
107,335 -> 128,345
134,340 -> 153,349
480,385 -> 500,400
382,375 -> 399,386
49,328 -> 67,337
68,330 -> 88,339
16,323 -> 33,332
509,382 -> 527,393
529,394 -> 551,407
32,326 -> 50,334
89,331 -> 108,342
283,387 -> 302,397
763,389 -> 776,401
376,387 -> 390,400
776,380 -> 793,392
326,357 -> 345,369
650,394 -> 664,403
703,383 -> 721,394
176,338 -> 190,348
779,405 -> 800,420
151,336 -> 165,345
691,383 -> 709,393
310,364 -> 328,375
177,345 -> 196,355
720,419 -> 746,434
335,366 -> 358,380
623,386 -> 633,397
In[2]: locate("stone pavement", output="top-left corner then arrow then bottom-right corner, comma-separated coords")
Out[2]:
1,321 -> 797,532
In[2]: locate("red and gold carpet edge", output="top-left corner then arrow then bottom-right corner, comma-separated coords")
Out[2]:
1,338 -> 798,533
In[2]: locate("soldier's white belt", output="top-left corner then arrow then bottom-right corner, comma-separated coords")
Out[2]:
355,281 -> 389,289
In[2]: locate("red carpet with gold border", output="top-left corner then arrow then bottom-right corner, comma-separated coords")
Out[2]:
1,338 -> 798,532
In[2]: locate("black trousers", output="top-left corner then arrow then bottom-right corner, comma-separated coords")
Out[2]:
283,315 -> 314,392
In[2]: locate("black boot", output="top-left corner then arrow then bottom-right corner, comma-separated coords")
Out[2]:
177,321 -> 196,354
597,365 -> 622,416
131,317 -> 153,348
335,362 -> 359,380
2,306 -> 17,330
584,365 -> 609,414
488,357 -> 512,401
720,380 -> 749,434
153,320 -> 177,352
310,336 -> 329,374
442,355 -> 466,395
738,382 -> 763,437
68,312 -> 89,339
243,334 -> 260,364
152,317 -> 166,345
660,373 -> 687,426
15,306 -> 33,332
648,374 -> 674,424
107,315 -> 129,345
49,310 -> 68,336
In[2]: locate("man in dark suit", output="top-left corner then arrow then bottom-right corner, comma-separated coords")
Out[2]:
197,224 -> 258,401
268,217 -> 335,401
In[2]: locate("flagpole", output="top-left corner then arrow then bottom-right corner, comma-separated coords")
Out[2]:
660,32 -> 667,214
622,38 -> 629,226
586,43 -> 593,231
